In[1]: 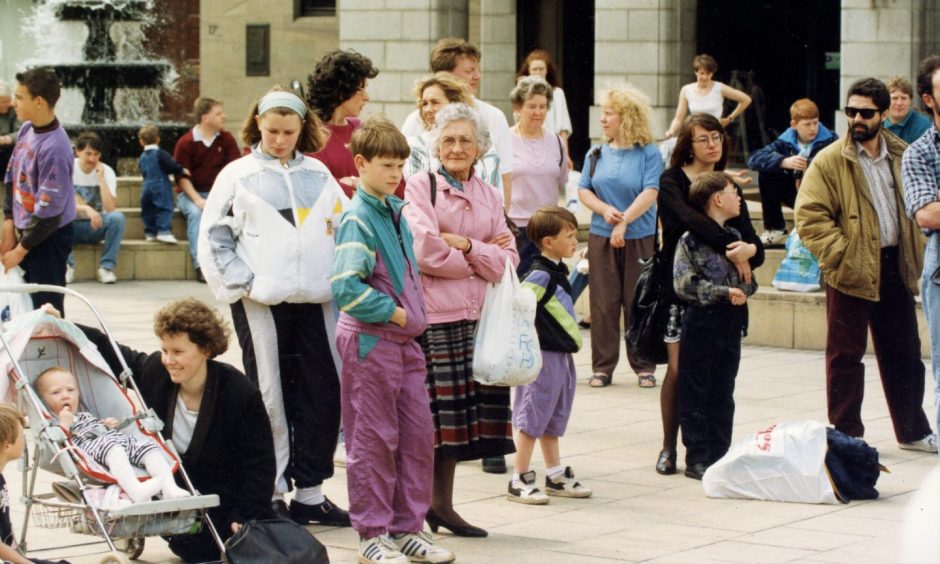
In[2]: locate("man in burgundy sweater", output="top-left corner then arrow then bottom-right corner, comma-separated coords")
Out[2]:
173,97 -> 241,281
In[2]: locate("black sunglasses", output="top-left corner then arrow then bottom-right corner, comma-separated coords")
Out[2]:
844,107 -> 879,119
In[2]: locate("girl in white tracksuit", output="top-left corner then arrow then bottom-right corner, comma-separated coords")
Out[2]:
198,88 -> 351,526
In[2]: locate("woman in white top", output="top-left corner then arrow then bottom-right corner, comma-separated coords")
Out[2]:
403,72 -> 502,192
517,49 -> 574,169
665,54 -> 752,138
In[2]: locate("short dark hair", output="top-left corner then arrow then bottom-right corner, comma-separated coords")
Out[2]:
153,298 -> 230,358
916,55 -> 940,115
846,77 -> 890,113
138,124 -> 160,145
526,206 -> 578,249
193,97 -> 221,124
689,171 -> 733,211
0,404 -> 24,447
430,38 -> 481,73
693,54 -> 718,74
669,113 -> 729,170
306,50 -> 379,122
15,68 -> 61,108
349,116 -> 409,161
74,131 -> 103,152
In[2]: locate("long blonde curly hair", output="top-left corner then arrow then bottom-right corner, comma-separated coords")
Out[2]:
602,85 -> 654,147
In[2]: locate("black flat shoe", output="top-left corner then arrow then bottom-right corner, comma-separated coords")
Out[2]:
481,456 -> 507,474
271,499 -> 291,520
289,496 -> 351,527
684,462 -> 708,481
655,449 -> 677,475
425,508 -> 488,538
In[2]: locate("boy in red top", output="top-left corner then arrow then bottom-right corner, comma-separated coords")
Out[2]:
173,97 -> 241,281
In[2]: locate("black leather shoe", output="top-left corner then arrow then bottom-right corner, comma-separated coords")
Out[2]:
655,449 -> 677,475
481,456 -> 507,474
684,463 -> 708,481
425,508 -> 488,538
289,496 -> 351,527
271,499 -> 291,520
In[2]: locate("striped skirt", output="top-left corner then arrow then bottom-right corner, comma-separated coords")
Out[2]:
419,319 -> 515,461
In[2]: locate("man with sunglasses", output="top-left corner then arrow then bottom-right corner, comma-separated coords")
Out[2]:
902,55 -> 940,456
796,77 -> 937,453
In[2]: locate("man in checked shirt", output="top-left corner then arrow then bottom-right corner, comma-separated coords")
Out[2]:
902,55 -> 940,456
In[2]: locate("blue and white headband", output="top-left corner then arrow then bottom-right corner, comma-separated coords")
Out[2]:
258,91 -> 307,118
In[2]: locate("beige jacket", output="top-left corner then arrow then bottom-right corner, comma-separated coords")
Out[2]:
795,131 -> 923,301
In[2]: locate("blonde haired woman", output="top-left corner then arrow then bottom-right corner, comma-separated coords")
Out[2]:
578,86 -> 662,388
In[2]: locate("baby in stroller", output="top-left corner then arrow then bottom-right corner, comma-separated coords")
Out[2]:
35,366 -> 191,503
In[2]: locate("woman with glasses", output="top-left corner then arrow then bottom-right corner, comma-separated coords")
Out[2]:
578,86 -> 661,389
403,103 -> 518,538
654,113 -> 764,476
306,49 -> 381,198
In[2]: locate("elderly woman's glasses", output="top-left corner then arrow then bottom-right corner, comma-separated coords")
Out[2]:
692,133 -> 724,145
440,136 -> 475,149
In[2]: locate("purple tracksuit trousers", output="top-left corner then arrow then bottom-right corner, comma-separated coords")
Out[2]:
336,325 -> 434,538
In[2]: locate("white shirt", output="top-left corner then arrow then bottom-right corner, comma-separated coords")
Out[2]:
192,125 -> 220,148
400,96 -> 514,174
72,159 -> 117,212
172,395 -> 199,454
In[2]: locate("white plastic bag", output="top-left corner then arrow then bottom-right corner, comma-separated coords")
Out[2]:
0,267 -> 34,323
702,420 -> 840,504
472,258 -> 542,386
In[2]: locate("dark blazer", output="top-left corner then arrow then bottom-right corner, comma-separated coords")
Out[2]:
78,325 -> 275,530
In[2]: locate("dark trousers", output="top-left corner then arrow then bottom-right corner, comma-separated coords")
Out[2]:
141,183 -> 175,234
21,223 -> 73,315
515,227 -> 539,277
825,247 -> 933,442
231,300 -> 341,490
757,171 -> 797,231
678,304 -> 745,466
587,234 -> 655,377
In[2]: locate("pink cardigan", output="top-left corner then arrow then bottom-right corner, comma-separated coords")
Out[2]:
403,171 -> 519,324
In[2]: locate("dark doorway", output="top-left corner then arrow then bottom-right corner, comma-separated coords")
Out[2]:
697,1 -> 841,158
517,0 -> 595,169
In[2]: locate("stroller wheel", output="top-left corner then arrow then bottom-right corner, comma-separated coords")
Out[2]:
122,537 -> 145,559
99,551 -> 131,564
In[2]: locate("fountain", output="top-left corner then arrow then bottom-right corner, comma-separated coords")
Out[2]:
30,0 -> 189,170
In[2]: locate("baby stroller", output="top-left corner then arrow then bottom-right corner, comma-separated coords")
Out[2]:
0,285 -> 223,563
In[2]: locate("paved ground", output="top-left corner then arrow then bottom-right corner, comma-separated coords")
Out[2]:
6,281 -> 938,563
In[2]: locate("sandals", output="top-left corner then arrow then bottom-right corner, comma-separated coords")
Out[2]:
638,373 -> 657,388
588,373 -> 611,387
655,449 -> 677,475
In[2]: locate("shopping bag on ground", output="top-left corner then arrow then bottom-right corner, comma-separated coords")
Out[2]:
472,258 -> 542,386
0,267 -> 34,323
772,231 -> 821,292
702,420 -> 841,504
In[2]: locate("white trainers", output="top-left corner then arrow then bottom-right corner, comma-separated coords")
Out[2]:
359,535 -> 408,564
391,531 -> 455,563
96,268 -> 117,284
544,467 -> 593,498
507,470 -> 549,505
760,229 -> 787,246
145,234 -> 156,242
65,265 -> 75,284
156,233 -> 178,244
899,433 -> 938,453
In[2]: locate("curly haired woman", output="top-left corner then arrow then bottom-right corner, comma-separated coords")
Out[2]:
306,49 -> 385,197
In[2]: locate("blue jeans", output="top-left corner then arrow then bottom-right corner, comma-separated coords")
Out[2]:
177,191 -> 207,269
921,233 -> 940,453
69,212 -> 126,270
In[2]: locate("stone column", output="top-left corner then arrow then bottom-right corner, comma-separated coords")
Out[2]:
475,0 -> 516,118
339,0 -> 469,126
592,0 -> 695,142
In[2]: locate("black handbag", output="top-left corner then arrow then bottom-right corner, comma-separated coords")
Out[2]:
627,217 -> 670,366
223,519 -> 329,564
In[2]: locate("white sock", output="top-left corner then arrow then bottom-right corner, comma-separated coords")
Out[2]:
143,452 -> 191,499
546,465 -> 565,479
512,473 -> 522,483
106,448 -> 163,503
293,485 -> 325,505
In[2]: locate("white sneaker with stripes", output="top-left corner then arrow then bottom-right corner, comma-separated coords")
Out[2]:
358,534 -> 408,564
391,531 -> 455,563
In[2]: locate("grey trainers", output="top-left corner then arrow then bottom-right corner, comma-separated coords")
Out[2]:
544,467 -> 593,498
507,470 -> 549,505
899,433 -> 938,453
390,531 -> 455,563
359,534 -> 408,564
